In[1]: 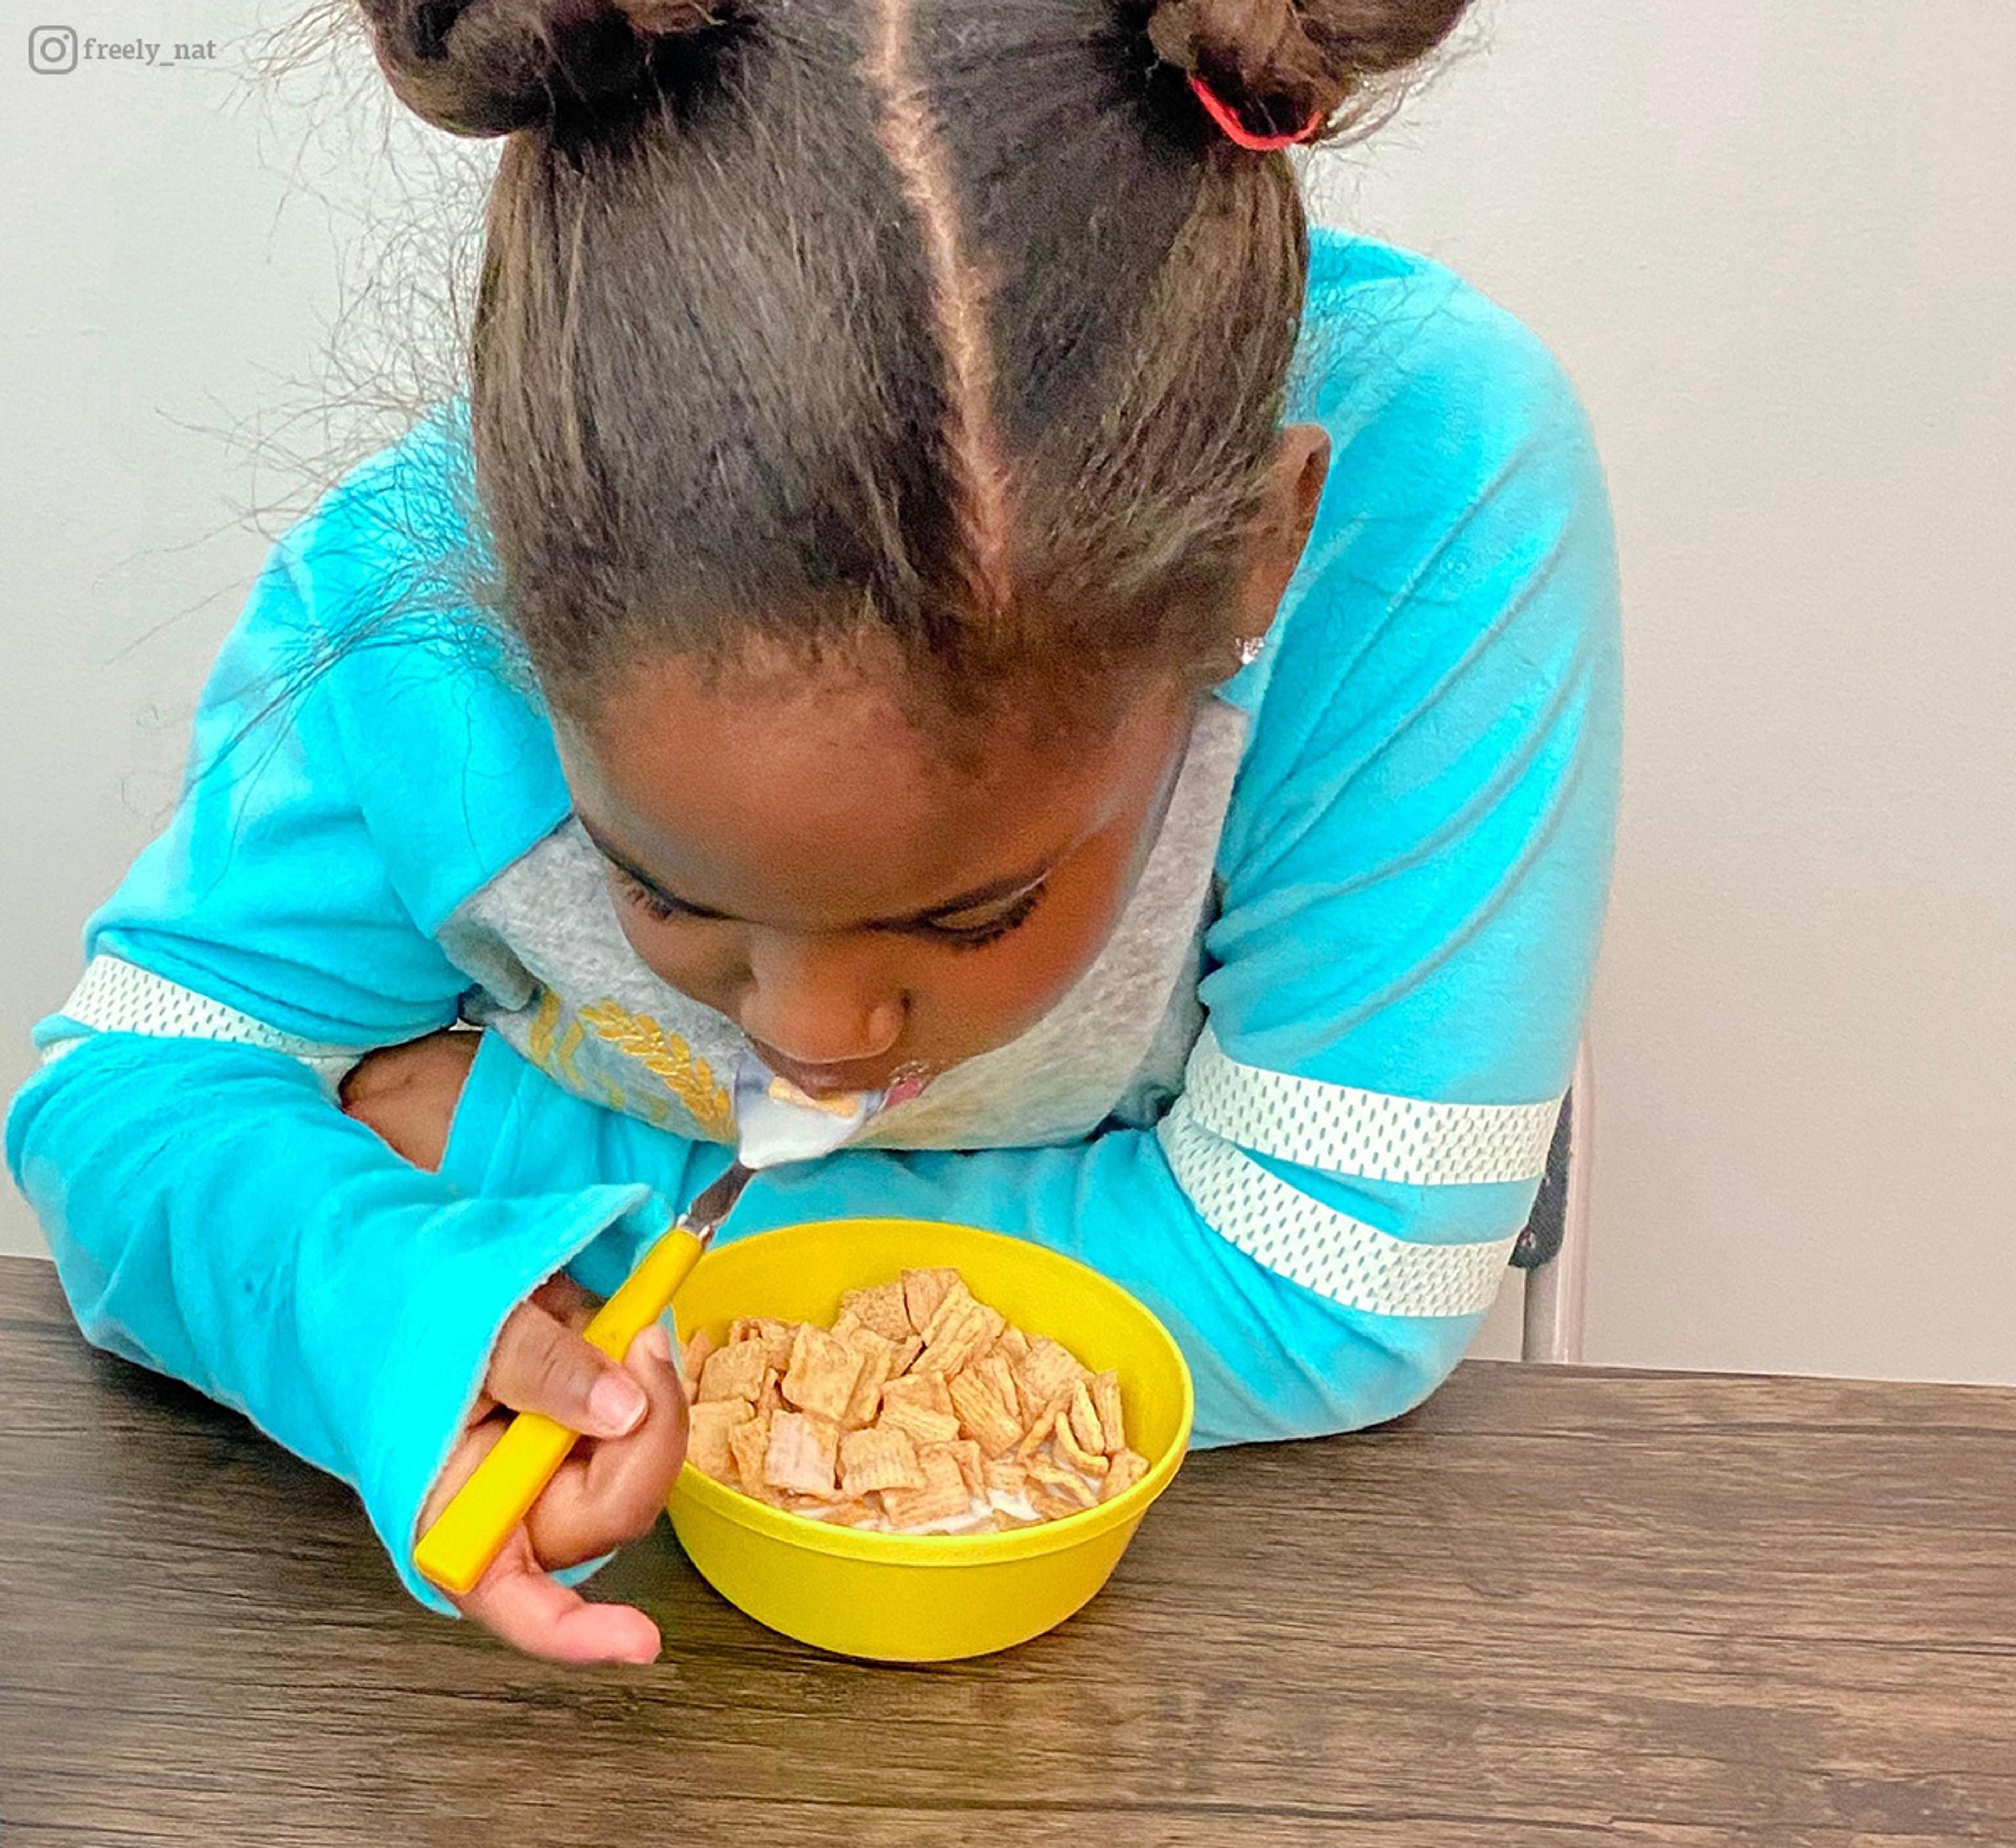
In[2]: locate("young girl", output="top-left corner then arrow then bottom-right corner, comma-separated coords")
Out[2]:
7,0 -> 1619,1664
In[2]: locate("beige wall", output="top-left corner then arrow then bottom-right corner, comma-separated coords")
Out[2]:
1329,0 -> 2016,1375
5,4 -> 2012,1385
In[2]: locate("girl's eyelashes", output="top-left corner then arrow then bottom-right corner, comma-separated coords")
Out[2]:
922,881 -> 1048,951
614,866 -> 702,925
614,859 -> 1048,949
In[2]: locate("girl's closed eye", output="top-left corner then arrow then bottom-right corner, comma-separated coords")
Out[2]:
614,856 -> 1047,950
613,867 -> 712,927
921,880 -> 1048,951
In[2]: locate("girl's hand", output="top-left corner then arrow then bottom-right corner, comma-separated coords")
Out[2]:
418,1272 -> 689,1665
341,1027 -> 481,1173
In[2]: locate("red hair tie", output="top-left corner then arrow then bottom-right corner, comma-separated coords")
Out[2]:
1187,72 -> 1325,152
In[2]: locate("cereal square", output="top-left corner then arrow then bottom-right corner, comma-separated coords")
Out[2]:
781,1323 -> 867,1423
679,1327 -> 718,1395
1088,1371 -> 1126,1455
727,1409 -> 773,1494
880,1447 -> 973,1529
686,1399 -> 752,1480
901,1267 -> 962,1336
698,1339 -> 769,1405
764,1410 -> 842,1497
839,1424 -> 926,1496
948,1368 -> 1024,1457
838,1282 -> 914,1343
729,1316 -> 802,1371
877,1396 -> 961,1446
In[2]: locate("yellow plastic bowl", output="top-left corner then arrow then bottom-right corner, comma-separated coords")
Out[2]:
665,1217 -> 1193,1661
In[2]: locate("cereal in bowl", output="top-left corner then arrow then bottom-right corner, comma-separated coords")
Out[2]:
676,1269 -> 1150,1533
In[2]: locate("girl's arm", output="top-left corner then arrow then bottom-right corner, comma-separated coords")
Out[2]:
465,286 -> 1624,1444
5,502 -> 689,1616
863,297 -> 1622,1437
7,1034 -> 674,1605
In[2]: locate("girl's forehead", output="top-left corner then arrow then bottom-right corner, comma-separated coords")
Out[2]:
559,653 -> 1183,930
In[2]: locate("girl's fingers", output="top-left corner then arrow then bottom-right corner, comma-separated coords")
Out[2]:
525,1326 -> 689,1570
415,1395 -> 511,1536
527,1272 -> 600,1332
416,1411 -> 665,1666
457,1531 -> 662,1666
487,1297 -> 650,1440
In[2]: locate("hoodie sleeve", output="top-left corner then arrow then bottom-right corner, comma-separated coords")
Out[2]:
6,435 -> 680,1613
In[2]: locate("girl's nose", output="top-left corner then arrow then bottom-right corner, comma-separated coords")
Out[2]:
737,932 -> 904,1068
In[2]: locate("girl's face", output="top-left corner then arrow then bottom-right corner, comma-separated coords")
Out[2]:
560,656 -> 1197,1100
555,423 -> 1330,1101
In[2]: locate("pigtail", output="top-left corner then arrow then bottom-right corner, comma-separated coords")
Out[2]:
1143,0 -> 1468,146
355,0 -> 732,136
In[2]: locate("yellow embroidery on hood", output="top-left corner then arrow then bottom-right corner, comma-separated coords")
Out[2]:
576,999 -> 735,1139
527,988 -> 562,1067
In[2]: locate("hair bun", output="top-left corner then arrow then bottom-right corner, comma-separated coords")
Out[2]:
356,0 -> 724,138
1146,0 -> 1468,144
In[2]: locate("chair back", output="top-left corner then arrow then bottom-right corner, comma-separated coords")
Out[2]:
1512,1038 -> 1593,1362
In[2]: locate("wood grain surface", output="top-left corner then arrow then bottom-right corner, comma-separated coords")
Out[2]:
2,1255 -> 2011,1846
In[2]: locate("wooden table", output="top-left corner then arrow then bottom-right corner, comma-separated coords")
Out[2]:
3,1255 -> 2012,1845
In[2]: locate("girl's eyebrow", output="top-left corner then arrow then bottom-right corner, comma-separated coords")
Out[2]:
579,818 -> 1053,930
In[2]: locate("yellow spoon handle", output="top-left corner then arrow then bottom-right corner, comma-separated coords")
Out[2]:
413,1223 -> 708,1598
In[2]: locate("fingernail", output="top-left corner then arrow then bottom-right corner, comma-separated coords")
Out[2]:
638,1324 -> 675,1367
589,1370 -> 648,1436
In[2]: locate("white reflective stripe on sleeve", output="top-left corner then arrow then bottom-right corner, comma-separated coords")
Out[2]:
1158,1103 -> 1516,1318
1183,1026 -> 1562,1186
41,954 -> 368,1096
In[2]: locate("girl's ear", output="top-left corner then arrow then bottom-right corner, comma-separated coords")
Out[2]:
1230,423 -> 1332,664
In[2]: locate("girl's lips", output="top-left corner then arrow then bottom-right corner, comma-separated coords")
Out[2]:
751,1045 -> 937,1105
751,1045 -> 890,1100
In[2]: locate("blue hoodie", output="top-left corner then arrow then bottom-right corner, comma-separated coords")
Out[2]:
6,233 -> 1621,1612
